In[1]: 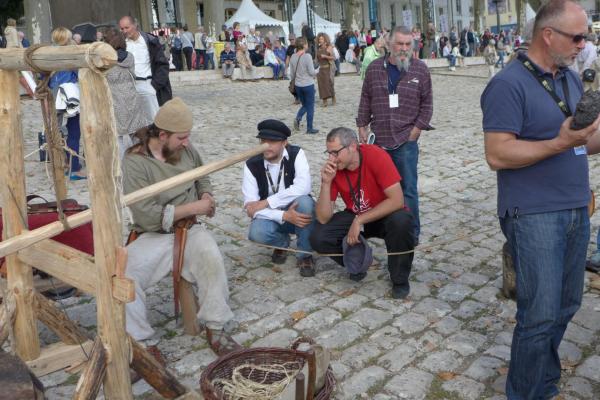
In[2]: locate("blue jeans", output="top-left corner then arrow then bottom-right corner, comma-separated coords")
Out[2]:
500,208 -> 589,400
386,141 -> 419,240
496,50 -> 505,68
447,55 -> 456,67
195,49 -> 207,70
295,85 -> 315,131
248,195 -> 315,259
65,114 -> 81,172
267,63 -> 282,79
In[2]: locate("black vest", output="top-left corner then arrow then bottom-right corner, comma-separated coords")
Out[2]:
246,145 -> 300,200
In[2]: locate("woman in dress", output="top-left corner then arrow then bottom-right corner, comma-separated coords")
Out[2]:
316,32 -> 335,107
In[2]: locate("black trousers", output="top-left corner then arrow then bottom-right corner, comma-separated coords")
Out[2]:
309,209 -> 415,285
183,47 -> 193,70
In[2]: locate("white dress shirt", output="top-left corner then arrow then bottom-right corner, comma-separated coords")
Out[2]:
126,35 -> 152,78
242,148 -> 311,224
576,41 -> 598,72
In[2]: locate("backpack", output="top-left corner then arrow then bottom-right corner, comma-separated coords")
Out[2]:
172,35 -> 182,50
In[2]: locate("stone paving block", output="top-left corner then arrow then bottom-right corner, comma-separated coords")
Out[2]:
485,345 -> 512,362
348,308 -> 393,330
340,341 -> 384,369
247,311 -> 290,337
271,279 -> 320,303
443,330 -> 487,356
231,307 -> 260,325
330,360 -> 352,381
317,321 -> 366,350
419,350 -> 463,373
412,297 -> 453,320
408,281 -> 432,300
251,328 -> 298,348
377,343 -> 418,372
457,272 -> 491,287
371,297 -> 413,315
172,348 -> 217,376
575,355 -> 600,382
437,283 -> 475,303
392,312 -> 430,334
338,366 -> 389,400
469,315 -> 507,335
433,315 -> 464,336
369,326 -> 408,351
415,331 -> 444,354
564,376 -> 594,398
414,270 -> 450,284
472,285 -> 501,303
330,293 -> 369,313
463,356 -> 505,381
564,322 -> 596,345
441,376 -> 486,400
244,266 -> 278,282
492,374 -> 507,394
293,308 -> 342,332
558,340 -> 582,364
452,299 -> 487,320
45,386 -> 76,399
383,367 -> 434,399
494,331 -> 513,346
358,279 -> 393,299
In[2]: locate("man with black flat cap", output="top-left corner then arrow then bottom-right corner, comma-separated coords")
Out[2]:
242,119 -> 316,276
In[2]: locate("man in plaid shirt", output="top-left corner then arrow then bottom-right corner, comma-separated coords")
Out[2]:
356,25 -> 433,243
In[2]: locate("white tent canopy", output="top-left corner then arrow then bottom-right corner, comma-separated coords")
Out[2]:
225,0 -> 289,40
293,0 -> 341,41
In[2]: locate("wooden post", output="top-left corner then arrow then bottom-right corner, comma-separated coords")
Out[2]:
72,337 -> 107,400
179,278 -> 202,336
78,68 -> 132,399
34,292 -> 89,345
130,337 -> 188,399
40,94 -> 68,201
0,69 -> 40,360
0,289 -> 16,346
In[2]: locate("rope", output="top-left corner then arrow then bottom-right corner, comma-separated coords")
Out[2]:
211,362 -> 303,400
24,44 -> 49,74
201,219 -> 499,257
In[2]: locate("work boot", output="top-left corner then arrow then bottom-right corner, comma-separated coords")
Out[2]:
392,283 -> 410,299
298,256 -> 315,277
271,249 -> 288,264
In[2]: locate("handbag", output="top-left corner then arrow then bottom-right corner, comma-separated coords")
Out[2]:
288,54 -> 303,96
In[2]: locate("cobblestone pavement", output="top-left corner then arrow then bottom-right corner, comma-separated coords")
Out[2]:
15,66 -> 600,399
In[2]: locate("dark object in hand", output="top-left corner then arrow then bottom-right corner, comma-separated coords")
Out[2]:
571,90 -> 600,130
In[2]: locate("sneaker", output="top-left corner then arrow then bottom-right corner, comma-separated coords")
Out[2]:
293,118 -> 300,131
391,283 -> 410,299
306,129 -> 319,134
298,256 -> 315,277
349,272 -> 367,282
271,249 -> 288,264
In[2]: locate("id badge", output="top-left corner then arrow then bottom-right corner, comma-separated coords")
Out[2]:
574,145 -> 587,156
389,94 -> 399,108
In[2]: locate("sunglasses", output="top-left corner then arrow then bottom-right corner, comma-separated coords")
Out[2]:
548,27 -> 586,43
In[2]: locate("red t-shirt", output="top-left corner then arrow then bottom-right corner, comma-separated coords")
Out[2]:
330,145 -> 401,214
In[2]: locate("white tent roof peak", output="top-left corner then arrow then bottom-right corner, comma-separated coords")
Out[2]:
293,0 -> 341,40
225,0 -> 288,33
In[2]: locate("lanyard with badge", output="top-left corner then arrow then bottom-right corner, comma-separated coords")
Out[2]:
265,160 -> 284,194
344,151 -> 363,213
518,53 -> 586,156
384,53 -> 405,109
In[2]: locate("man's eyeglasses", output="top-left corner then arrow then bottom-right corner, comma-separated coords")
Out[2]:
324,145 -> 348,157
548,27 -> 587,44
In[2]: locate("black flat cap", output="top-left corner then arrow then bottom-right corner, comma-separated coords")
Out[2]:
256,119 -> 291,141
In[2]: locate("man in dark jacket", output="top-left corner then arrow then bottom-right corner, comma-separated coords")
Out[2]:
119,16 -> 172,111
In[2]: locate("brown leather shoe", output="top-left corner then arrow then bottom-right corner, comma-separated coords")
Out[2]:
206,328 -> 242,356
271,249 -> 288,264
297,256 -> 315,277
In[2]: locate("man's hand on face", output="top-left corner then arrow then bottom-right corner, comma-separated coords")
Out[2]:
201,193 -> 216,217
245,199 -> 269,218
346,216 -> 362,246
321,159 -> 337,184
283,202 -> 312,227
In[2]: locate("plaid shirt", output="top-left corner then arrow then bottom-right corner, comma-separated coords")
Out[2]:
356,57 -> 433,148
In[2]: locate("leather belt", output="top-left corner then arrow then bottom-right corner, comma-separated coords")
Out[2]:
135,76 -> 152,81
172,216 -> 197,319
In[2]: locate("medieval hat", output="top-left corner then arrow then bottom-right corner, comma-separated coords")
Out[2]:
154,97 -> 193,133
256,119 -> 291,141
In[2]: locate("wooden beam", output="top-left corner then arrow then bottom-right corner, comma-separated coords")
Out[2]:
34,291 -> 89,345
0,144 -> 268,259
78,67 -> 132,399
130,337 -> 187,399
26,340 -> 93,377
18,239 -> 96,295
0,289 -> 16,346
0,43 -> 116,72
72,337 -> 107,400
0,69 -> 40,361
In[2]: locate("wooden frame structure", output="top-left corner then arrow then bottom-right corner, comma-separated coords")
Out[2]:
0,44 -> 267,399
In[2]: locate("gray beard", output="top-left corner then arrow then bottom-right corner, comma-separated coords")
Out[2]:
396,56 -> 411,72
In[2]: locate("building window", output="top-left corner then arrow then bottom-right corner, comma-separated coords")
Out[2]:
456,0 -> 462,14
225,8 -> 236,20
415,5 -> 421,28
196,2 -> 204,26
391,4 -> 396,28
439,7 -> 444,17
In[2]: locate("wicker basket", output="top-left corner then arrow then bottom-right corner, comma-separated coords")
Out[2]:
200,345 -> 336,400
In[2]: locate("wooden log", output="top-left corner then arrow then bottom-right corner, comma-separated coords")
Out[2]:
130,337 -> 187,399
72,337 -> 107,400
0,144 -> 268,258
0,43 -> 116,72
112,247 -> 135,303
34,291 -> 89,345
26,340 -> 94,377
0,69 -> 40,360
0,350 -> 45,400
0,289 -> 16,346
18,239 -> 96,295
180,278 -> 201,336
78,68 -> 132,399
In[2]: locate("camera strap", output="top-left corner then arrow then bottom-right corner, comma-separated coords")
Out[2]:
518,53 -> 572,118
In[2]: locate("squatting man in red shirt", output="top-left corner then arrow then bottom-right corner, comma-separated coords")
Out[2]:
309,127 -> 416,299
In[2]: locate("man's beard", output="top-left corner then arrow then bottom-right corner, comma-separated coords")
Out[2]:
162,145 -> 182,165
549,50 -> 575,68
393,50 -> 412,72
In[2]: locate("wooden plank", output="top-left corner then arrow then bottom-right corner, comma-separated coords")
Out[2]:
34,291 -> 89,345
18,239 -> 96,295
0,69 -> 40,360
0,43 -> 116,72
179,278 -> 201,336
72,337 -> 107,400
78,67 -> 132,399
26,340 -> 93,377
130,337 -> 187,399
0,144 -> 268,259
